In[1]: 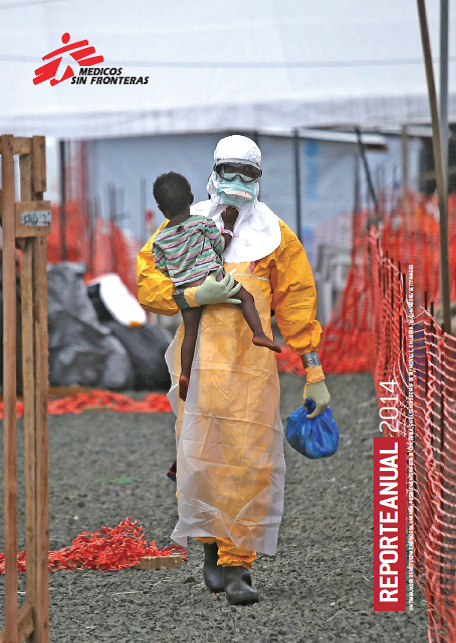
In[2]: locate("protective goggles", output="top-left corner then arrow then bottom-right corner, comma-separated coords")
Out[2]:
213,159 -> 262,183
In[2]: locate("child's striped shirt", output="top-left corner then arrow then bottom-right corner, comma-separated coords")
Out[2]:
152,215 -> 224,286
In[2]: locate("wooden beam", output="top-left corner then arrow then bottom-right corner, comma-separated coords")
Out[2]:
33,235 -> 50,643
18,603 -> 34,642
13,138 -> 33,156
355,127 -> 380,223
59,141 -> 67,261
0,188 -> 26,251
0,603 -> 35,643
139,555 -> 183,569
22,239 -> 37,641
2,134 -> 19,643
2,137 -> 50,643
439,0 -> 449,195
32,137 -> 46,194
20,155 -> 33,201
0,136 -> 32,156
416,0 -> 452,335
19,154 -> 37,642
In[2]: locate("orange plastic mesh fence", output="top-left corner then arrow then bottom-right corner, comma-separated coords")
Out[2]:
366,214 -> 456,642
318,208 -> 371,374
47,202 -> 141,294
312,195 -> 456,640
318,194 -> 456,375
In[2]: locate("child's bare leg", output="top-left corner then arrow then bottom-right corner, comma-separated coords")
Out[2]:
235,285 -> 282,353
180,306 -> 203,400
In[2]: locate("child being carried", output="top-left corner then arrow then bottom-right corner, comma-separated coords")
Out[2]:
151,171 -> 281,401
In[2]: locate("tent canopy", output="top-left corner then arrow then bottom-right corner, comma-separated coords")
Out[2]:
0,0 -> 455,138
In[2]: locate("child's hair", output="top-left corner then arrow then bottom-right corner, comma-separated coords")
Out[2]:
153,171 -> 192,216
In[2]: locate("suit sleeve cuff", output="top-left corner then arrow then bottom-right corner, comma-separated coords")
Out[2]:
184,286 -> 199,308
172,286 -> 201,309
305,365 -> 325,385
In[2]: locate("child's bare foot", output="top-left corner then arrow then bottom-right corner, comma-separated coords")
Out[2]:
252,335 -> 282,353
179,375 -> 189,401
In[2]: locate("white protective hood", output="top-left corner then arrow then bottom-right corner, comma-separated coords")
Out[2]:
190,135 -> 281,264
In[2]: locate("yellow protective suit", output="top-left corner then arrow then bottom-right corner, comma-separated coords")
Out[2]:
137,219 -> 322,556
196,537 -> 257,569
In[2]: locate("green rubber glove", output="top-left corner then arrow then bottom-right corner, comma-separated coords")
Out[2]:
194,267 -> 242,305
303,380 -> 331,419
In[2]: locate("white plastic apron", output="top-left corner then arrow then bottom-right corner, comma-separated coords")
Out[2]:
165,262 -> 286,555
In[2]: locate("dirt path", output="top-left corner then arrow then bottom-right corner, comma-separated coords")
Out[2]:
0,372 -> 429,642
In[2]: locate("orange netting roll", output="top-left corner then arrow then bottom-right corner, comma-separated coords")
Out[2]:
0,390 -> 172,419
0,518 -> 187,573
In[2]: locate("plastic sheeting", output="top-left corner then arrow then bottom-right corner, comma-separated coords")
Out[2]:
87,277 -> 173,389
104,321 -> 172,390
47,263 -> 134,389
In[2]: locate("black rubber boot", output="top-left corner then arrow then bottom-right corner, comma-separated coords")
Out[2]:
203,543 -> 224,593
223,565 -> 259,605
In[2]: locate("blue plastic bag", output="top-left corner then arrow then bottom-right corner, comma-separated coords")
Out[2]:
285,398 -> 339,459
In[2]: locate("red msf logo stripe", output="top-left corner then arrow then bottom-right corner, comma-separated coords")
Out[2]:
34,33 -> 104,86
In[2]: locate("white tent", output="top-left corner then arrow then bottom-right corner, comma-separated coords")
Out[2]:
0,0 -> 455,139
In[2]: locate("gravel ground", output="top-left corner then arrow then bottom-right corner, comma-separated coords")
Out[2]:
0,371 -> 429,642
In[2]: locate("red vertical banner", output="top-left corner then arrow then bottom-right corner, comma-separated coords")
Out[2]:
374,436 -> 407,611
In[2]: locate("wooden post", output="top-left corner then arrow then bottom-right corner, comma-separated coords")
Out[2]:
1,135 -> 50,643
19,154 -> 37,643
33,234 -> 49,643
59,140 -> 67,262
31,136 -> 49,643
355,127 -> 379,225
416,0 -> 452,336
439,0 -> 449,197
2,134 -> 18,643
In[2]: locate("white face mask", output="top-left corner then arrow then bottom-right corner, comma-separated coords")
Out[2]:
216,176 -> 257,207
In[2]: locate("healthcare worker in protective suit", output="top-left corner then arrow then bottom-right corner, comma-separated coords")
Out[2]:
137,135 -> 330,606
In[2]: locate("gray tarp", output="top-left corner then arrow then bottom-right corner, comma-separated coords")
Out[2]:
47,263 -> 134,389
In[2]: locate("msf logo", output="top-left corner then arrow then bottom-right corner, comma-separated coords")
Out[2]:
33,33 -> 104,86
